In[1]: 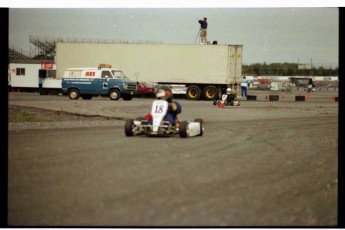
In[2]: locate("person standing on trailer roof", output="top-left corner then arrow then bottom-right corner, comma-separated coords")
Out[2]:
198,17 -> 208,45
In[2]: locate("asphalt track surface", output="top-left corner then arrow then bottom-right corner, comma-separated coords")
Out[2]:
8,92 -> 338,226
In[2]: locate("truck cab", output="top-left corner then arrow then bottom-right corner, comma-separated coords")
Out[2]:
61,64 -> 138,100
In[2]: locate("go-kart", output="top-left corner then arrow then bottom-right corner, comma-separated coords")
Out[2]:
213,93 -> 240,107
125,99 -> 204,138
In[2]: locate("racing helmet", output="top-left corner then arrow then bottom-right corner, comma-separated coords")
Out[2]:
155,85 -> 173,101
226,88 -> 232,94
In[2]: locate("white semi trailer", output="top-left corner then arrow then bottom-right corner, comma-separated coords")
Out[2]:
55,43 -> 243,100
8,60 -> 62,95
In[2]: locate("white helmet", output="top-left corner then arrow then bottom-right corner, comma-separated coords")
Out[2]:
155,86 -> 173,100
226,88 -> 232,94
156,89 -> 166,99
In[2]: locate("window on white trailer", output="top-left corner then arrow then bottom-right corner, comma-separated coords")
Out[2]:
39,69 -> 56,78
47,70 -> 56,78
16,68 -> 25,76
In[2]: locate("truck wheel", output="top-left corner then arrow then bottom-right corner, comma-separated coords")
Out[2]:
186,85 -> 201,100
109,89 -> 121,100
125,119 -> 135,136
194,118 -> 204,136
179,121 -> 189,138
203,86 -> 218,101
68,89 -> 80,100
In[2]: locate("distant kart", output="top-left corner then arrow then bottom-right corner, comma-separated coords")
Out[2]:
213,94 -> 240,107
125,99 -> 204,138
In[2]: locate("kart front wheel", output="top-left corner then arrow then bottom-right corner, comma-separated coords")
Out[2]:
179,121 -> 188,138
124,119 -> 135,136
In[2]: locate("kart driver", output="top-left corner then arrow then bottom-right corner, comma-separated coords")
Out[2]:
155,86 -> 182,130
224,87 -> 236,104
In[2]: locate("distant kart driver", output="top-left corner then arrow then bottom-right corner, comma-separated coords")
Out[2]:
154,86 -> 182,130
224,87 -> 236,104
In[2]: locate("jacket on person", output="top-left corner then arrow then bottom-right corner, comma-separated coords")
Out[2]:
198,20 -> 208,29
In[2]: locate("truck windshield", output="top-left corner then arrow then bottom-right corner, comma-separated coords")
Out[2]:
112,70 -> 128,79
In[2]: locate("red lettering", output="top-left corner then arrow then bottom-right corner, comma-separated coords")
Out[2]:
85,72 -> 95,77
41,62 -> 53,70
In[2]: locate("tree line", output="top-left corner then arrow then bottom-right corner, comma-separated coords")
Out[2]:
242,62 -> 338,76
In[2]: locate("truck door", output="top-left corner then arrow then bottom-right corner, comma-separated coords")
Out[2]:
99,70 -> 113,94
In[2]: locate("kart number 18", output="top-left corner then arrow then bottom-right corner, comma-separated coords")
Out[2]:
154,105 -> 164,113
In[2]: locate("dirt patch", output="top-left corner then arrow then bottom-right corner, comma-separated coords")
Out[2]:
8,104 -> 111,122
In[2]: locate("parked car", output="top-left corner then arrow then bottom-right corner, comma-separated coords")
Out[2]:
137,82 -> 156,96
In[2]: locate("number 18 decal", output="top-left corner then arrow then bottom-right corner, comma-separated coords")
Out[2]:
154,105 -> 164,113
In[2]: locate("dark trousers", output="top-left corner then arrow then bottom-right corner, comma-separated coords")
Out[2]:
241,86 -> 247,97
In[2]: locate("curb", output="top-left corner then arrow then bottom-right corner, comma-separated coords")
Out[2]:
245,94 -> 338,102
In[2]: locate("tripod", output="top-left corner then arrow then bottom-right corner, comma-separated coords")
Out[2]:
194,29 -> 200,44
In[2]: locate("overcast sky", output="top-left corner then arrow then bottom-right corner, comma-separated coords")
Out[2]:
8,6 -> 339,66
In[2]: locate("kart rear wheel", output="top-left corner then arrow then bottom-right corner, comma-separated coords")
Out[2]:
125,119 -> 135,136
179,121 -> 188,138
194,118 -> 204,136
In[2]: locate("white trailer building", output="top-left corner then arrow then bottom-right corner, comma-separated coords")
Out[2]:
8,60 -> 61,94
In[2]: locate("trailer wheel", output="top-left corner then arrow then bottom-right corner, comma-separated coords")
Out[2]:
194,118 -> 204,136
179,121 -> 189,138
186,85 -> 201,100
68,89 -> 80,100
203,86 -> 218,101
109,89 -> 121,100
124,119 -> 135,136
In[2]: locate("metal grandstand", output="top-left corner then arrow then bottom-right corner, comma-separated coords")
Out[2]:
8,44 -> 32,61
8,35 -> 162,63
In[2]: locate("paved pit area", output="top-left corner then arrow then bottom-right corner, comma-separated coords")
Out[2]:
8,92 -> 338,226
